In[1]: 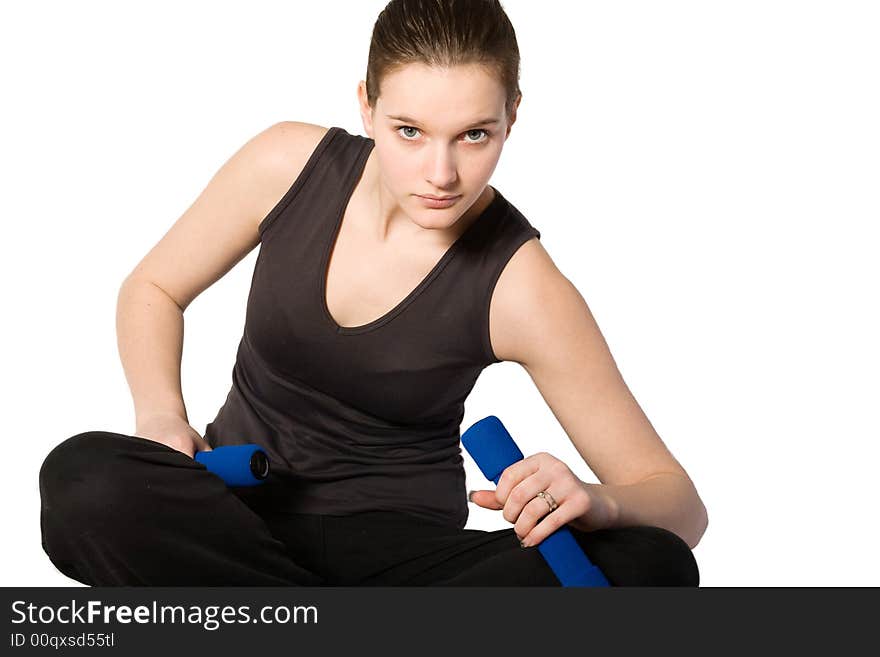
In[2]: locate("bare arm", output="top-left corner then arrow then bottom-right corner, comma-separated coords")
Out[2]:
113,121 -> 329,438
116,279 -> 189,429
487,238 -> 708,548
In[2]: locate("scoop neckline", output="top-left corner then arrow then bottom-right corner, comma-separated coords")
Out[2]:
319,131 -> 504,336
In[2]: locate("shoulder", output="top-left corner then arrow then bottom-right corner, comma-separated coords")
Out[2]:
245,121 -> 332,229
488,236 -> 583,365
251,121 -> 332,173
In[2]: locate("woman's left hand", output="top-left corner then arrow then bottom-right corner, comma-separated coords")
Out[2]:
467,451 -> 616,547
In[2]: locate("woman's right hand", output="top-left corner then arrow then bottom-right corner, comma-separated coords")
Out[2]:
133,412 -> 213,459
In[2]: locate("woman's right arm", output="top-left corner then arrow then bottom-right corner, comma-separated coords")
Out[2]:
114,121 -> 329,455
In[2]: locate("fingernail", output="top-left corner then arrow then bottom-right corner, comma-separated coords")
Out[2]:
467,490 -> 475,503
520,540 -> 528,548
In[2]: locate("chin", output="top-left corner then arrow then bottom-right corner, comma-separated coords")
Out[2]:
411,215 -> 457,231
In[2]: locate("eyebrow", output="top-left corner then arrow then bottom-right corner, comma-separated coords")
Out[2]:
386,114 -> 500,128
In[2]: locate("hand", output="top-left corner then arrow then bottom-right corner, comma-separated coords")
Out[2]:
134,412 -> 213,459
468,451 -> 614,548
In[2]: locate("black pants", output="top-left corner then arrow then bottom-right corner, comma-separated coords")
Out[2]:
38,431 -> 699,586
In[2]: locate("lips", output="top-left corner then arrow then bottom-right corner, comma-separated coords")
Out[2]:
418,194 -> 460,200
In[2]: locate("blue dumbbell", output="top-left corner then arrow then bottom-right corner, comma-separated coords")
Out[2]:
461,415 -> 610,587
194,444 -> 269,487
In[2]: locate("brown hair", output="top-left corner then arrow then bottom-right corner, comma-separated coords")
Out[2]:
365,0 -> 522,122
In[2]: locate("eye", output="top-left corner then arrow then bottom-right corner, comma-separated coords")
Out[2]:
395,126 -> 490,144
464,129 -> 490,143
397,125 -> 420,140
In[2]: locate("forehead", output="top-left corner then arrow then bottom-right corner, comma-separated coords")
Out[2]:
378,62 -> 505,120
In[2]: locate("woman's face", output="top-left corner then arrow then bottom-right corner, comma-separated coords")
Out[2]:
358,62 -> 516,230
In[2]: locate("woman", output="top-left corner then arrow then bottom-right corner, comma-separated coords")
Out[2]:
39,0 -> 706,586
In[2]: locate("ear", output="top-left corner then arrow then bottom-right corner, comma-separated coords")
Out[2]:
357,81 -> 375,138
506,92 -> 522,138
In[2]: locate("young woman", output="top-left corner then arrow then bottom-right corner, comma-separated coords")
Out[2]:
39,0 -> 706,586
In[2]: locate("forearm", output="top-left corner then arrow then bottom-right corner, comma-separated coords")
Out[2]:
585,473 -> 708,549
116,277 -> 189,428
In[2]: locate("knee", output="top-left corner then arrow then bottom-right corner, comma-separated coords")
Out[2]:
627,526 -> 700,587
39,431 -> 131,527
575,524 -> 700,587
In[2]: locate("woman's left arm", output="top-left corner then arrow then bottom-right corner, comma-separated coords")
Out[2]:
470,239 -> 709,550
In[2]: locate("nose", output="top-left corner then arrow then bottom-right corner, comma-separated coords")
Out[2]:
425,147 -> 458,190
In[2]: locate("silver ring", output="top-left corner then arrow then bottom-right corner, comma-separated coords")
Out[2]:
535,490 -> 558,512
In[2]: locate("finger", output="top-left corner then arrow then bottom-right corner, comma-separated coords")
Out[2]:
503,469 -> 555,526
512,485 -> 557,540
468,490 -> 503,509
521,483 -> 587,547
495,456 -> 541,507
520,504 -> 573,548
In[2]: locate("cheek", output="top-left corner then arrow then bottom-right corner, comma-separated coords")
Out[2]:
377,146 -> 411,177
472,150 -> 502,182
372,149 -> 405,194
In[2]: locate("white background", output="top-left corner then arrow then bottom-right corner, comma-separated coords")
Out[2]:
2,0 -> 877,587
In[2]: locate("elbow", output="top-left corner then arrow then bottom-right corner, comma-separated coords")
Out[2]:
687,504 -> 709,550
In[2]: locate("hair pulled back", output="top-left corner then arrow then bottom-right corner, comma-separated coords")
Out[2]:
365,0 -> 522,121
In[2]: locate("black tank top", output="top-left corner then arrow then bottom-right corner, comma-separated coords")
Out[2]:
204,126 -> 540,528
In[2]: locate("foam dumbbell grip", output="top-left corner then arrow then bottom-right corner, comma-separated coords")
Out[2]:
194,444 -> 270,487
461,415 -> 610,587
